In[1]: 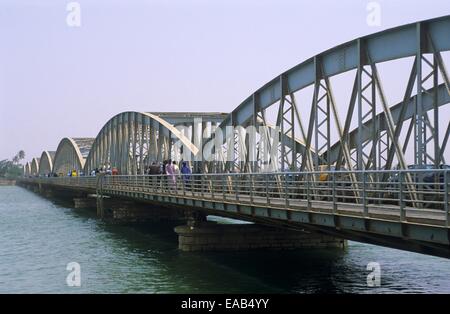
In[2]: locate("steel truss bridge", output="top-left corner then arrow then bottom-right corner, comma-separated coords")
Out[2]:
20,16 -> 450,258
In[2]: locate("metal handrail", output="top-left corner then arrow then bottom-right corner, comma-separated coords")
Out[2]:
20,169 -> 450,227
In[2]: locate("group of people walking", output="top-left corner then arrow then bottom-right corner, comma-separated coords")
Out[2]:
86,159 -> 193,190
144,159 -> 192,190
89,165 -> 119,176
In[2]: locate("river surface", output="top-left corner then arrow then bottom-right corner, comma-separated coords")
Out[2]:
0,185 -> 449,293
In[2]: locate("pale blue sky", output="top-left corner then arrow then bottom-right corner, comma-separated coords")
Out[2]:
1,0 -> 449,162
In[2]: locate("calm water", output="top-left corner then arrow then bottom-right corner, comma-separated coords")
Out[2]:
0,186 -> 449,294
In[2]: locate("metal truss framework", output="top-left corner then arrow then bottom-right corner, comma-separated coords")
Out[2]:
26,16 -> 450,179
214,16 -> 450,174
53,138 -> 94,176
38,151 -> 55,176
84,112 -> 225,175
24,162 -> 31,176
30,158 -> 39,176
326,83 -> 450,167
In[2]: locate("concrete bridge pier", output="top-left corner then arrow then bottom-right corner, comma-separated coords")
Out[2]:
185,210 -> 207,227
96,196 -> 105,218
41,188 -> 54,198
73,197 -> 97,209
174,220 -> 347,252
34,183 -> 53,198
94,198 -> 186,224
33,185 -> 40,194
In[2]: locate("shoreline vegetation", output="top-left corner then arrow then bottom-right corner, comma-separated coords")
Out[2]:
0,150 -> 25,183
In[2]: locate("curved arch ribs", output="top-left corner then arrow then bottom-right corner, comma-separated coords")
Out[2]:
24,162 -> 31,176
213,17 -> 450,176
30,158 -> 40,176
38,151 -> 55,176
84,112 -> 209,175
27,16 -> 450,179
53,138 -> 93,176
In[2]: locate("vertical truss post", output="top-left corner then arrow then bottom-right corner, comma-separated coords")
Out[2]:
123,112 -> 130,174
106,123 -> 111,168
414,23 -> 440,168
112,116 -> 118,171
428,32 -> 450,165
251,93 -> 259,173
225,116 -> 234,173
313,57 -> 329,170
201,121 -> 208,173
130,113 -> 136,175
168,131 -> 173,162
139,115 -> 145,174
117,114 -> 123,173
357,39 -> 378,170
158,122 -> 164,162
415,23 -> 426,166
279,75 -> 296,172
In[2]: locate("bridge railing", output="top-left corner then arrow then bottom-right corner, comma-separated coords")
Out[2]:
20,169 -> 450,226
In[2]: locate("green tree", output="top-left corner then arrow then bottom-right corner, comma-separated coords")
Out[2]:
12,150 -> 25,165
0,150 -> 27,179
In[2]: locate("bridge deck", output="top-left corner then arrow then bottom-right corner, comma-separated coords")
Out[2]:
107,185 -> 448,226
17,172 -> 450,258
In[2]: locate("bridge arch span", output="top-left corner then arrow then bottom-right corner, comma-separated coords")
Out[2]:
38,151 -> 55,177
30,158 -> 40,176
53,138 -> 94,176
214,16 -> 450,172
84,111 -> 203,175
24,162 -> 31,177
325,83 -> 450,168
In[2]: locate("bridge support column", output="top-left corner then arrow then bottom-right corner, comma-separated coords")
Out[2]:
74,197 -> 97,209
42,188 -> 54,198
97,197 -> 105,218
186,210 -> 207,227
105,201 -> 185,224
174,223 -> 347,252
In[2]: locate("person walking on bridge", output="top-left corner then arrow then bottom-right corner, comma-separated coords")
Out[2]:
150,161 -> 161,191
165,159 -> 176,192
173,160 -> 180,175
180,161 -> 192,190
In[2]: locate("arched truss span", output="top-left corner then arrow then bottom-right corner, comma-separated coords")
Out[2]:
53,138 -> 94,176
30,158 -> 40,176
24,162 -> 31,176
214,15 -> 450,172
84,111 -> 227,175
325,83 -> 450,168
38,151 -> 55,176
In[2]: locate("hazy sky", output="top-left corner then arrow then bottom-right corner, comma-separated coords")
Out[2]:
1,0 -> 449,162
